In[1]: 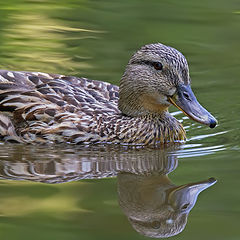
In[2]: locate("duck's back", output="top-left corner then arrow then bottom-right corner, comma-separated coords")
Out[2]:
0,70 -> 120,143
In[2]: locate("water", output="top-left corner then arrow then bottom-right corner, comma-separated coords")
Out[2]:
0,0 -> 239,239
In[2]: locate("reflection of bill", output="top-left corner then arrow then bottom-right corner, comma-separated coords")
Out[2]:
0,145 -> 216,238
118,173 -> 216,238
117,146 -> 217,238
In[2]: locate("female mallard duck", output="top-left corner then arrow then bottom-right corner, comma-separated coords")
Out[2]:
0,43 -> 217,145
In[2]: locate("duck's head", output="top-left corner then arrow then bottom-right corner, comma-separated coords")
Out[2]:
119,43 -> 217,128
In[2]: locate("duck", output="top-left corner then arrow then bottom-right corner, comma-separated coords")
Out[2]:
0,43 -> 217,145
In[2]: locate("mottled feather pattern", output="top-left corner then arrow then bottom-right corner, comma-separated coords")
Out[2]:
0,114 -> 22,142
0,70 -> 122,144
135,44 -> 190,85
140,43 -> 188,71
0,43 -> 195,145
0,69 -> 184,145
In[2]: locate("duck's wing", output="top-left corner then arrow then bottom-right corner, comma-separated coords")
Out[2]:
0,70 -> 119,113
0,70 -> 120,142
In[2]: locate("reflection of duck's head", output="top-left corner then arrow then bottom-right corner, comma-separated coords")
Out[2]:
119,43 -> 217,128
0,143 -> 217,238
118,173 -> 216,238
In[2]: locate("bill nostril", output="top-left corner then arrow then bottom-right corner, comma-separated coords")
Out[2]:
183,92 -> 191,101
181,203 -> 190,210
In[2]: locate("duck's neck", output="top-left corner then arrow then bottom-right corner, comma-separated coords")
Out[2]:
143,112 -> 186,144
113,110 -> 186,144
118,92 -> 169,117
118,71 -> 170,117
118,74 -> 186,144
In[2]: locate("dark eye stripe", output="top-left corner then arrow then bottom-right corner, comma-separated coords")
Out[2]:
131,60 -> 163,70
141,60 -> 153,66
131,60 -> 152,65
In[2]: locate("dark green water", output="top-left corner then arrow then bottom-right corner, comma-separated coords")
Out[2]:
0,0 -> 239,239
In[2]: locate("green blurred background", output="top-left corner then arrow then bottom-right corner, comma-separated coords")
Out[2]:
0,0 -> 240,239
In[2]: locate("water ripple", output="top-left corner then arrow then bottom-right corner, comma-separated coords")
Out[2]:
176,144 -> 226,158
187,131 -> 228,141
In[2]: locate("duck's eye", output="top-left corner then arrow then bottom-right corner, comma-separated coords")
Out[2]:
181,203 -> 190,210
153,62 -> 163,71
151,221 -> 161,229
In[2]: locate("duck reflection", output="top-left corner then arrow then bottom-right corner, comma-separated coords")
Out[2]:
118,170 -> 216,238
0,144 -> 216,238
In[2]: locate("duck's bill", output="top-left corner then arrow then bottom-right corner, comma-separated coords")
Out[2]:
168,84 -> 217,128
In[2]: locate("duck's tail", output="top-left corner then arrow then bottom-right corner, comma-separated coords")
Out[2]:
0,114 -> 23,143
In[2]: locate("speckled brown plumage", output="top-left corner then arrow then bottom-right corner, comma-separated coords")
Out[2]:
0,69 -> 184,144
1,43 -> 213,145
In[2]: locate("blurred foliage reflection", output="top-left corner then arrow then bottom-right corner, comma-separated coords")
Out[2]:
0,0 -> 239,239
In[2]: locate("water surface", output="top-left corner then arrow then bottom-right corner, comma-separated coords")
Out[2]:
0,0 -> 239,239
